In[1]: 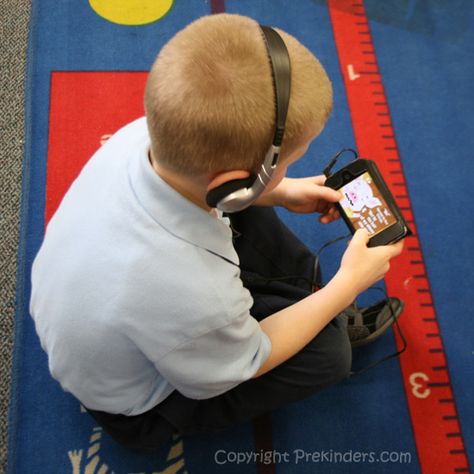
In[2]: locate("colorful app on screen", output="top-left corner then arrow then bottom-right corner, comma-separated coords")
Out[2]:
339,172 -> 397,236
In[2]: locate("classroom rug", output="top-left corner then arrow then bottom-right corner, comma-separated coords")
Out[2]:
8,1 -> 473,473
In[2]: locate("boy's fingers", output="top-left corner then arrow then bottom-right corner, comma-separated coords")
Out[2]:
314,185 -> 342,203
375,239 -> 404,260
319,205 -> 340,224
352,228 -> 370,246
388,239 -> 404,257
327,207 -> 339,220
311,175 -> 328,186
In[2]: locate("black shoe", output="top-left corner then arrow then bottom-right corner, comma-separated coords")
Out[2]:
342,297 -> 405,348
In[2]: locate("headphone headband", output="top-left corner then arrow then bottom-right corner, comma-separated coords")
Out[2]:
259,25 -> 291,148
206,24 -> 291,212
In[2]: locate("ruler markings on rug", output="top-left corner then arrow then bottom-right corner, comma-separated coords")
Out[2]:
327,1 -> 470,473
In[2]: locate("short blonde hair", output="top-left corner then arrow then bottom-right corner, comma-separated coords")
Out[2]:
144,14 -> 332,176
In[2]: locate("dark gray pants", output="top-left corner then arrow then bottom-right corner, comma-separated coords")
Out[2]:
86,207 -> 352,449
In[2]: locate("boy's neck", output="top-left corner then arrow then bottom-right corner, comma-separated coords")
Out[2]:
148,151 -> 211,211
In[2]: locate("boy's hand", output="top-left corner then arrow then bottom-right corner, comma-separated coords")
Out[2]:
339,229 -> 404,295
276,176 -> 342,222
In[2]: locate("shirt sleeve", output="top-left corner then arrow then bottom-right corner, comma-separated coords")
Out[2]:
155,311 -> 272,399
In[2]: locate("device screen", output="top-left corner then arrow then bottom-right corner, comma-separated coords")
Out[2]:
338,172 -> 397,236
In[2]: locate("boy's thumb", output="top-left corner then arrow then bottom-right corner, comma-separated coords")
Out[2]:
320,186 -> 343,202
352,228 -> 370,246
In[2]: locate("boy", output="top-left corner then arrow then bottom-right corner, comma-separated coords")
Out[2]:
30,14 -> 404,449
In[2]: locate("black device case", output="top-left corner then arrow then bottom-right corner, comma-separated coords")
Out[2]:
325,158 -> 412,246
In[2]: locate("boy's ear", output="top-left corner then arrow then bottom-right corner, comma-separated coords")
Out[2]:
206,170 -> 251,191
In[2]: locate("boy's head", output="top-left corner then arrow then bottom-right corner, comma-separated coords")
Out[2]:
144,14 -> 332,178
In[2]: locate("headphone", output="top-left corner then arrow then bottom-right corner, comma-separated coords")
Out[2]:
205,25 -> 291,213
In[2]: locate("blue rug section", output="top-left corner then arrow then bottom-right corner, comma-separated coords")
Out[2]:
9,0 -> 473,473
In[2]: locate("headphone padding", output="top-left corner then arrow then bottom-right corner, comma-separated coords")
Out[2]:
206,176 -> 256,209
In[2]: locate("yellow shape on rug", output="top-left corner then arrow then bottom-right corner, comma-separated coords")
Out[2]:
89,0 -> 174,25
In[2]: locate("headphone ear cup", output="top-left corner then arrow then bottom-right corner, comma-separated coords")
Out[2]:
206,176 -> 256,209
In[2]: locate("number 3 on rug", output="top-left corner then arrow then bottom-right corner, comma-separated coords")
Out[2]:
409,372 -> 431,399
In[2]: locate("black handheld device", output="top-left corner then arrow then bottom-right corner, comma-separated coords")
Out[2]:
324,149 -> 412,247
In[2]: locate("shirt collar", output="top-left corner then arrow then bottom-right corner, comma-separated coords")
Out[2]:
128,139 -> 239,265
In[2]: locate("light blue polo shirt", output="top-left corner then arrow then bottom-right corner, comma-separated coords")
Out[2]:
30,117 -> 271,416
